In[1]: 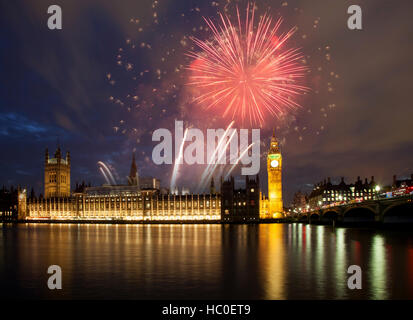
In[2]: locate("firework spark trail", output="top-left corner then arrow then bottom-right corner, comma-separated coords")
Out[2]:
99,167 -> 111,185
224,142 -> 255,180
98,161 -> 117,185
199,121 -> 234,184
187,3 -> 309,126
170,128 -> 189,192
198,121 -> 234,191
200,129 -> 237,191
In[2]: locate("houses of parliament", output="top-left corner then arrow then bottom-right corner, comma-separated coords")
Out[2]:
18,134 -> 284,222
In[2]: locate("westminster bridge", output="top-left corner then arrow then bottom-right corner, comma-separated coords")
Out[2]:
296,194 -> 413,224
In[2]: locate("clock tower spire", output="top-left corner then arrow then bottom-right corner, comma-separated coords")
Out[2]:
266,129 -> 283,218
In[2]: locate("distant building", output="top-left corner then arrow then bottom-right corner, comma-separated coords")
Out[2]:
20,138 -> 287,222
23,149 -> 220,221
0,186 -> 18,221
292,190 -> 308,210
221,175 -> 260,222
258,131 -> 284,219
307,176 -> 380,208
127,152 -> 139,186
140,177 -> 160,190
392,174 -> 413,189
44,147 -> 70,198
265,130 -> 283,218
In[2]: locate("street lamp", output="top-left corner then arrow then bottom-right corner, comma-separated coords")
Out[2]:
374,185 -> 381,200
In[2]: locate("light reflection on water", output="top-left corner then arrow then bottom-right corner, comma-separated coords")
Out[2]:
1,223 -> 413,299
370,235 -> 387,300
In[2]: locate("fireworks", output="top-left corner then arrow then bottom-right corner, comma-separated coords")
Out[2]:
170,128 -> 189,191
187,3 -> 309,126
98,161 -> 117,185
106,1 -> 339,190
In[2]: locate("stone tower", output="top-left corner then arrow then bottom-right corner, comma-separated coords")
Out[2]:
44,146 -> 71,198
210,177 -> 216,194
267,130 -> 283,218
17,187 -> 27,220
128,152 -> 139,187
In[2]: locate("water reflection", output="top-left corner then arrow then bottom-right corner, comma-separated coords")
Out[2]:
0,223 -> 412,299
334,228 -> 347,299
258,224 -> 286,299
369,235 -> 387,299
315,226 -> 326,296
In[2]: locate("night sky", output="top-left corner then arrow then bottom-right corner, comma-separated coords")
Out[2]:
1,0 -> 412,204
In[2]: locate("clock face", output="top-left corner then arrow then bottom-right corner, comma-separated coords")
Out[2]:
270,159 -> 279,168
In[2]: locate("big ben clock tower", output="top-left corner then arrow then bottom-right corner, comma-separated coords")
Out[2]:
267,130 -> 283,218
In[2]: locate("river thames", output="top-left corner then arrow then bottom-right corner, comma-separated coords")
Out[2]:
1,223 -> 413,299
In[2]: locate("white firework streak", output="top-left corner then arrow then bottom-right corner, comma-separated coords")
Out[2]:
224,142 -> 255,180
198,121 -> 234,192
170,128 -> 189,192
201,129 -> 237,191
98,161 -> 116,185
99,167 -> 111,185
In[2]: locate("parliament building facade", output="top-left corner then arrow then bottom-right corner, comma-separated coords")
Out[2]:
19,134 -> 285,222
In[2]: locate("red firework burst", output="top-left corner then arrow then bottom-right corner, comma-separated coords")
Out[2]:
187,3 -> 309,126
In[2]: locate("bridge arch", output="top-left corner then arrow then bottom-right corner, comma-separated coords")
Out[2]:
298,214 -> 308,222
321,210 -> 339,223
343,207 -> 376,223
382,203 -> 413,223
309,212 -> 320,222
